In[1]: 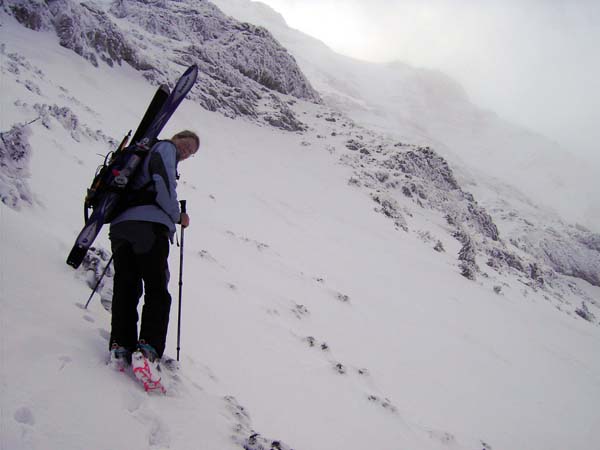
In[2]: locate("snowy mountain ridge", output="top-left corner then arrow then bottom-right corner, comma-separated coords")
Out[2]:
4,0 -> 599,294
5,0 -> 320,126
3,0 -> 600,325
1,2 -> 600,450
212,0 -> 600,231
208,0 -> 600,299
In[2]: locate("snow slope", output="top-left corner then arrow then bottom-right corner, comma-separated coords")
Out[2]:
2,9 -> 600,450
212,0 -> 600,232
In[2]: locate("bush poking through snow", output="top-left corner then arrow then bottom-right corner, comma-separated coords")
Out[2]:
575,302 -> 596,323
78,246 -> 114,310
334,362 -> 346,374
0,122 -> 34,210
458,234 -> 478,280
371,192 -> 408,231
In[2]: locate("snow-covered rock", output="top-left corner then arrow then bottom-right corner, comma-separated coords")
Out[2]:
0,122 -> 34,209
3,0 -> 320,127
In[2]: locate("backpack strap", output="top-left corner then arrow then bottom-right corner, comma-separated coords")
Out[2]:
123,139 -> 176,207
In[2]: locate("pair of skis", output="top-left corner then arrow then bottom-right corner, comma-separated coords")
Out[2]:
66,65 -> 198,269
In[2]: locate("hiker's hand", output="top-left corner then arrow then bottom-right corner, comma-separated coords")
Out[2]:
180,212 -> 190,228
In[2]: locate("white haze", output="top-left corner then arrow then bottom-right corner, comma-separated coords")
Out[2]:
213,0 -> 600,230
255,0 -> 600,165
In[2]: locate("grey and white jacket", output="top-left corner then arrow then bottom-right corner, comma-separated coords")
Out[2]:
110,140 -> 180,239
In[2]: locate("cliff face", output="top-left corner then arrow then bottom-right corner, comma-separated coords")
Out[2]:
4,0 -> 320,128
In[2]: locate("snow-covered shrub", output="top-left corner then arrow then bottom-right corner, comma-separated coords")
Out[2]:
79,246 -> 114,309
467,202 -> 500,241
367,394 -> 398,414
0,122 -> 34,210
335,292 -> 350,303
345,139 -> 364,151
575,302 -> 596,323
263,94 -> 307,131
334,362 -> 346,374
371,192 -> 408,231
243,433 -> 293,450
486,247 -> 525,273
458,235 -> 477,280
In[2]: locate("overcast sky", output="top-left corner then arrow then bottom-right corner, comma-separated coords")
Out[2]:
257,0 -> 600,162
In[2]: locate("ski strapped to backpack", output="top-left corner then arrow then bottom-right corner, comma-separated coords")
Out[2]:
66,65 -> 198,269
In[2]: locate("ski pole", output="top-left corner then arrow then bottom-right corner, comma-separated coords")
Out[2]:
177,200 -> 186,361
85,255 -> 113,309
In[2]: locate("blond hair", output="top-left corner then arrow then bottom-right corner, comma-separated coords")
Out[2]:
172,130 -> 200,149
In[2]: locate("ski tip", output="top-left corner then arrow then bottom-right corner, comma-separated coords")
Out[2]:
66,246 -> 86,269
184,65 -> 199,78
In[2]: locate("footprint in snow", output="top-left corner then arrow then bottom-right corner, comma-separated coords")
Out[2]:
83,314 -> 95,323
98,328 -> 110,341
14,407 -> 35,426
124,391 -> 144,414
147,416 -> 171,449
58,356 -> 72,370
128,401 -> 172,447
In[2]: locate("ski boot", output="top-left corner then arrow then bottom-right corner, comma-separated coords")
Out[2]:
132,341 -> 166,394
109,343 -> 131,372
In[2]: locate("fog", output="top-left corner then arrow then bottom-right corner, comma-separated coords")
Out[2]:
257,0 -> 600,164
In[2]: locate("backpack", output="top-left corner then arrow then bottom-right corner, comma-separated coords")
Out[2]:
83,133 -> 159,224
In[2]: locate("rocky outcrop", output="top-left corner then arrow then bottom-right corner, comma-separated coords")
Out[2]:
4,0 -> 320,124
515,228 -> 600,287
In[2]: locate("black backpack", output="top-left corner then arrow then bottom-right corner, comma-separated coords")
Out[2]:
83,133 -> 160,224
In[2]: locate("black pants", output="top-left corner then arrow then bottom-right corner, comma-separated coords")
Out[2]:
109,222 -> 172,358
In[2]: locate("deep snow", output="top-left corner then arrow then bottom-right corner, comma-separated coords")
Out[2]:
2,7 -> 600,450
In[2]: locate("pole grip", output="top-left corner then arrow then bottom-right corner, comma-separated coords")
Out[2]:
180,199 -> 187,214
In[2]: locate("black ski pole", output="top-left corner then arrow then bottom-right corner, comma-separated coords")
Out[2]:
177,200 -> 186,361
85,255 -> 113,309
